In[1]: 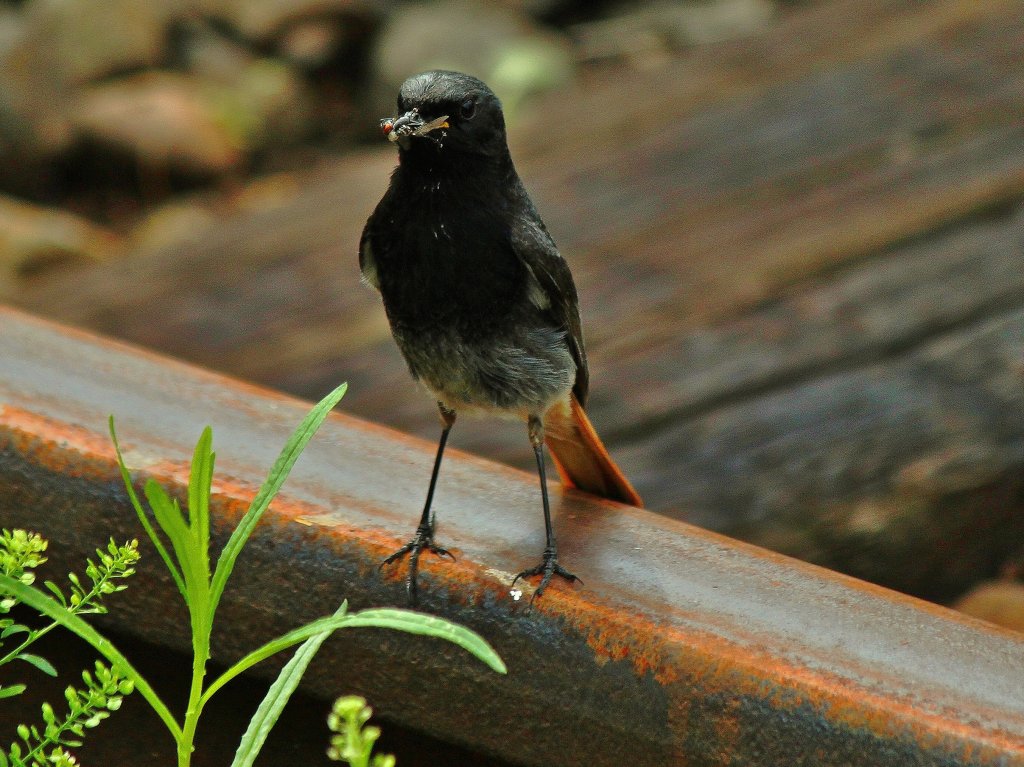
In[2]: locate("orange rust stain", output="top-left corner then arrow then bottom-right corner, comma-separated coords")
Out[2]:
536,583 -> 1024,763
542,591 -> 682,684
227,495 -> 1024,764
0,405 -> 119,480
711,697 -> 742,765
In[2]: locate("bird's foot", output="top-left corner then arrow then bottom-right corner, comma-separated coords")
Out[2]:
380,523 -> 454,605
512,549 -> 580,603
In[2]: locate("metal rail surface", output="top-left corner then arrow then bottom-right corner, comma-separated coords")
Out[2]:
1,306 -> 1022,766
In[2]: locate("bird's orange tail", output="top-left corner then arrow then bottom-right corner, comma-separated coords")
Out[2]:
543,395 -> 643,507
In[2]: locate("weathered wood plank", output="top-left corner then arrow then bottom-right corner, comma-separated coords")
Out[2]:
546,15 -> 1024,341
516,0 -> 1022,161
619,297 -> 1024,602
592,204 -> 1024,435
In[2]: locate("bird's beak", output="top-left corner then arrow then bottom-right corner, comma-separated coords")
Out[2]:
384,109 -> 423,138
381,109 -> 450,147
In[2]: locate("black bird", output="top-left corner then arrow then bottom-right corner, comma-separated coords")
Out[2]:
360,70 -> 642,603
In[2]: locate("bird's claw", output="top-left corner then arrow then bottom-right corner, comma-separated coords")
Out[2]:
379,524 -> 454,605
512,550 -> 580,603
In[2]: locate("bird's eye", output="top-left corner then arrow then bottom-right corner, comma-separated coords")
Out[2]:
459,98 -> 476,120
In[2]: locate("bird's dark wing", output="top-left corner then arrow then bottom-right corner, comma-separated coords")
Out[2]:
511,213 -> 589,406
359,188 -> 392,291
358,227 -> 379,289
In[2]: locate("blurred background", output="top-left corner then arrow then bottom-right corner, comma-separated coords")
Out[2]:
2,0 -> 1023,627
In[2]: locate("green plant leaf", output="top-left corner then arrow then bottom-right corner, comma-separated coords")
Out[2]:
178,428 -> 216,653
0,574 -> 181,742
42,581 -> 66,605
15,653 -> 57,676
339,609 -> 507,674
230,603 -> 347,767
208,383 -> 347,624
200,603 -> 504,708
0,683 -> 26,699
197,607 -> 342,707
187,427 -> 214,580
0,623 -> 30,639
142,481 -> 191,580
109,418 -> 186,598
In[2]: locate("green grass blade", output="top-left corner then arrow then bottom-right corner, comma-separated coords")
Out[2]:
179,427 -> 215,650
0,574 -> 182,741
200,603 -> 504,708
208,383 -> 347,622
144,477 -> 214,663
143,482 -> 192,577
14,652 -> 57,676
109,418 -> 186,598
229,603 -> 346,767
187,427 -> 214,576
340,609 -> 507,674
200,608 -> 346,707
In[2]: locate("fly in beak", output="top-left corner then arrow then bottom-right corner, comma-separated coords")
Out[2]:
381,108 -> 450,148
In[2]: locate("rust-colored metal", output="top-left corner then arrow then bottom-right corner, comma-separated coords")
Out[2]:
1,305 -> 1023,766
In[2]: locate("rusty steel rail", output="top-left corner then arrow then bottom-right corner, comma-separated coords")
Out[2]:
1,304 -> 1023,766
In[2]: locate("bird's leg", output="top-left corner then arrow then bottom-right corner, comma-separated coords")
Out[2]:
512,414 -> 579,602
380,403 -> 456,604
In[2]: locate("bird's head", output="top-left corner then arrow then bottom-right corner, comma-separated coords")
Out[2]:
380,71 -> 508,160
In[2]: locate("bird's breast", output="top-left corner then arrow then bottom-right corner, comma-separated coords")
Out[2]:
373,188 -> 525,337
